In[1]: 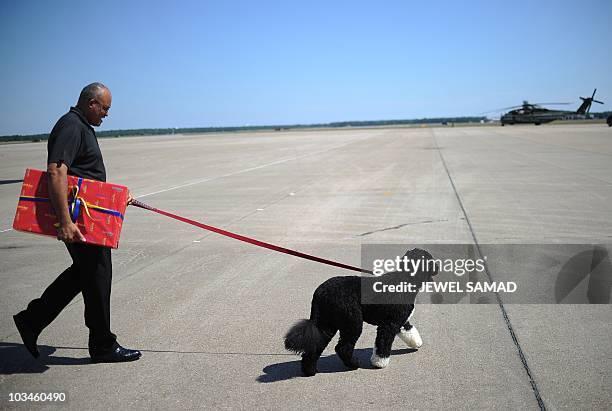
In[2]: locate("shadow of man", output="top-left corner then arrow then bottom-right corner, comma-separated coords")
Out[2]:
0,342 -> 90,375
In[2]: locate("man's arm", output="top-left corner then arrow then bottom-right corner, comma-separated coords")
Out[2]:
47,162 -> 86,243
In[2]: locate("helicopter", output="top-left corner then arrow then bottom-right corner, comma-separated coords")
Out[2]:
498,89 -> 603,126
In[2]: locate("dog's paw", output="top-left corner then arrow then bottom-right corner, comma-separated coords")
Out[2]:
335,346 -> 360,370
302,367 -> 317,377
345,357 -> 360,370
398,326 -> 423,349
370,348 -> 390,368
338,355 -> 360,370
301,360 -> 318,377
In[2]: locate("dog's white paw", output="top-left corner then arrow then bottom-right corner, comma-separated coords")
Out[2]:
370,348 -> 390,368
398,326 -> 423,349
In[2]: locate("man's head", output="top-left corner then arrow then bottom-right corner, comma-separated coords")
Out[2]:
76,82 -> 112,127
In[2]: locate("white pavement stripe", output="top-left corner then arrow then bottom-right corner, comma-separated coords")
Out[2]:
0,136 -> 374,236
136,139 -> 368,199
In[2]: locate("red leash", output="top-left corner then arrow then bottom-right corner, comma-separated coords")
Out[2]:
131,199 -> 373,274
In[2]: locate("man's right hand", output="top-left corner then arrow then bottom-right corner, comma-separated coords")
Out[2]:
56,221 -> 87,243
47,162 -> 88,244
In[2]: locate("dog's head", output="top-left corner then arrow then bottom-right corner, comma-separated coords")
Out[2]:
378,248 -> 438,279
369,248 -> 438,304
404,248 -> 438,277
402,248 -> 438,281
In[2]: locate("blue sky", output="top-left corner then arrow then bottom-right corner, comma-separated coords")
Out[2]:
1,0 -> 611,135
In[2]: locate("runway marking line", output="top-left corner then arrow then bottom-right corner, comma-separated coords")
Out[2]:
0,135 -> 375,234
136,139 -> 366,199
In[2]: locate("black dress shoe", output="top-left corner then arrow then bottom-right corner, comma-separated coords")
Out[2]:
90,345 -> 141,363
13,312 -> 40,359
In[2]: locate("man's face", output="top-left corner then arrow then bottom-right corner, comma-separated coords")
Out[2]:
85,88 -> 112,126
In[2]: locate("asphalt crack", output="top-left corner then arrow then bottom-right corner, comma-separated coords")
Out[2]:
430,128 -> 547,411
356,219 -> 450,237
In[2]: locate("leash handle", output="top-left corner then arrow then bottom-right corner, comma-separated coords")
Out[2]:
130,199 -> 373,274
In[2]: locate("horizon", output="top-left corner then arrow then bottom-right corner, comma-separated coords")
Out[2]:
0,114 -> 495,138
2,0 -> 611,135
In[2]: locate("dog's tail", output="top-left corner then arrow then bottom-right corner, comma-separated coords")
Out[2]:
284,319 -> 325,355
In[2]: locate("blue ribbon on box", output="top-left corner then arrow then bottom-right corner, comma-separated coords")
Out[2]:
19,177 -> 124,221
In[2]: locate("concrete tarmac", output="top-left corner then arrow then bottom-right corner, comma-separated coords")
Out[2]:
1,124 -> 611,410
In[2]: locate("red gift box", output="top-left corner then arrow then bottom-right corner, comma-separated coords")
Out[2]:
12,169 -> 128,248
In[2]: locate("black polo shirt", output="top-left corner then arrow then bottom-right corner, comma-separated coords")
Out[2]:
47,107 -> 106,182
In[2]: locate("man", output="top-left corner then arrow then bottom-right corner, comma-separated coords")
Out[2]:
13,83 -> 141,363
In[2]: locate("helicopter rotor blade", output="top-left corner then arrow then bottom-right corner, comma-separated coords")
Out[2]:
479,96 -> 583,116
532,102 -> 572,106
477,105 -> 522,115
496,105 -> 524,111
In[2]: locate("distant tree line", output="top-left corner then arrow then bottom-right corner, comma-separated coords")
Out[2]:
2,114 -> 609,143
590,111 -> 612,119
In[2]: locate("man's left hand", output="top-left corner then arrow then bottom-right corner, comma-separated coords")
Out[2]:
127,190 -> 134,206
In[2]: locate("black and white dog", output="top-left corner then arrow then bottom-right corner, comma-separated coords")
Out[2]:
284,248 -> 436,376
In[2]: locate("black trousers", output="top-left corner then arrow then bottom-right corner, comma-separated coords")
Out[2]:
22,242 -> 117,355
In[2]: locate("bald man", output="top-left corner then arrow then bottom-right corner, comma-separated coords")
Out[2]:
14,83 -> 141,363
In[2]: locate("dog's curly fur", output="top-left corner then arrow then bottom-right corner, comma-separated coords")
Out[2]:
284,248 -> 436,376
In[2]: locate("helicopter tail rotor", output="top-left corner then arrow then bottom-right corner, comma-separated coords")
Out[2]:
577,89 -> 604,114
